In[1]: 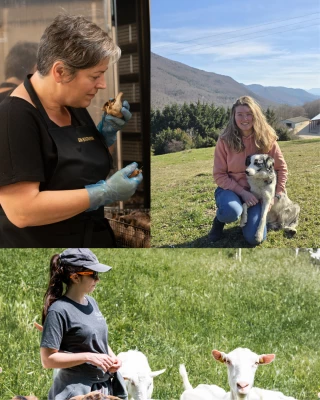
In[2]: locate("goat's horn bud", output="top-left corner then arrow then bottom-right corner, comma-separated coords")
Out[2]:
103,92 -> 124,118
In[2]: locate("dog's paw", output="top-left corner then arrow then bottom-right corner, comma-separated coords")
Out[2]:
255,232 -> 264,243
240,212 -> 248,227
284,227 -> 297,237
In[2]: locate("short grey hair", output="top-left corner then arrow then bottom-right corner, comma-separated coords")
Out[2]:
37,13 -> 121,78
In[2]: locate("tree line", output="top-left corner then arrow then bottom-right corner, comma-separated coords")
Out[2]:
151,101 -> 230,155
151,101 -> 302,155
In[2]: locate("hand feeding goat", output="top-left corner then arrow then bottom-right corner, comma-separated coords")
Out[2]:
180,348 -> 297,400
35,324 -> 164,400
240,155 -> 300,243
118,350 -> 166,400
33,323 -> 123,398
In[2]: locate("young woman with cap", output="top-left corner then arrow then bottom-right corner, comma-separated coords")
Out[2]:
0,14 -> 142,248
40,248 -> 126,400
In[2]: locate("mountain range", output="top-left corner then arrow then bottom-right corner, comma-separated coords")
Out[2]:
151,52 -> 320,110
307,88 -> 320,96
244,84 -> 319,106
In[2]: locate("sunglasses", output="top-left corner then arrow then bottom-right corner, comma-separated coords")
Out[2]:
70,271 -> 99,280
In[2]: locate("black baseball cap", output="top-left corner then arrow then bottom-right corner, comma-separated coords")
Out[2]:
59,248 -> 112,272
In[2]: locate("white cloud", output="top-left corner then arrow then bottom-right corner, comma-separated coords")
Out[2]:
151,16 -> 320,89
195,53 -> 320,89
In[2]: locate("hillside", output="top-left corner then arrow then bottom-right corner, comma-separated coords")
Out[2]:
151,52 -> 275,110
245,84 -> 320,106
308,88 -> 320,96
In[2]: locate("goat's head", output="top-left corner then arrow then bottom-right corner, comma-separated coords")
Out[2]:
122,369 -> 166,400
212,348 -> 275,398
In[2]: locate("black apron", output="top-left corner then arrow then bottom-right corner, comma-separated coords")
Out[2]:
0,76 -> 117,248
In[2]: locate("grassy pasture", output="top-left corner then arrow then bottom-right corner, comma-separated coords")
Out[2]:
0,248 -> 319,399
151,139 -> 320,248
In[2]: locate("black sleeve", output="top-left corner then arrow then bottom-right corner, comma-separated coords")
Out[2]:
0,97 -> 45,186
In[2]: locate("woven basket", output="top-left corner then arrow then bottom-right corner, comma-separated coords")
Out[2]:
105,208 -> 150,248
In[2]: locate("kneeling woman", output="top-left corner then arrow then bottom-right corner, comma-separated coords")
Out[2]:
210,96 -> 287,245
40,248 -> 126,400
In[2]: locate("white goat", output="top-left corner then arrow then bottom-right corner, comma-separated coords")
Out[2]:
117,350 -> 166,400
295,248 -> 320,262
310,248 -> 320,262
179,364 -> 226,400
180,348 -> 297,400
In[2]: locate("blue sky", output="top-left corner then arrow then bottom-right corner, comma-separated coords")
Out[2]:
151,0 -> 320,90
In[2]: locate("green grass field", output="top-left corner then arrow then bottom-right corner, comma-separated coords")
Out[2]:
0,248 -> 319,399
151,139 -> 320,248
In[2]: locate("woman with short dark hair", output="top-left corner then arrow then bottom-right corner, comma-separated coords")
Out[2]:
0,14 -> 142,247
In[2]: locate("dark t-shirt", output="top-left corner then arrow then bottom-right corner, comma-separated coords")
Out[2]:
41,295 -> 109,377
0,95 -> 94,188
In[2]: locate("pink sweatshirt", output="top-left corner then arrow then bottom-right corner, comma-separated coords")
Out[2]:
213,134 -> 288,196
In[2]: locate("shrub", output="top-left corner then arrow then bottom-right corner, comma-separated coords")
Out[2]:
164,140 -> 185,153
276,126 -> 297,141
153,128 -> 192,155
193,134 -> 216,148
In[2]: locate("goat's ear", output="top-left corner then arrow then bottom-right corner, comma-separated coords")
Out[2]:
245,155 -> 252,166
259,354 -> 275,364
150,368 -> 166,378
265,156 -> 274,170
121,374 -> 132,381
122,374 -> 139,386
212,350 -> 225,363
34,322 -> 43,332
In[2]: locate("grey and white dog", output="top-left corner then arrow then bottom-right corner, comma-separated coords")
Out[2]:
240,154 -> 300,243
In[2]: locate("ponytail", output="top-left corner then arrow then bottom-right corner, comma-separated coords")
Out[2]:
42,254 -> 64,324
42,254 -> 87,324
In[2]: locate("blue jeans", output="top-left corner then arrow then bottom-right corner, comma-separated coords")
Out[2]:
215,187 -> 267,245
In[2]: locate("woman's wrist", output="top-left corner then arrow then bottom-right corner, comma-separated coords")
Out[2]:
83,352 -> 93,362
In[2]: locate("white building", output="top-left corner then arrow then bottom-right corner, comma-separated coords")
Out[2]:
280,116 -> 310,130
309,113 -> 320,133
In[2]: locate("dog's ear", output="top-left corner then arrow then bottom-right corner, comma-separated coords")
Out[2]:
245,155 -> 252,166
265,156 -> 274,170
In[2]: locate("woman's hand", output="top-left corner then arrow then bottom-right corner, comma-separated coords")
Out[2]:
86,353 -> 115,372
241,190 -> 259,207
97,100 -> 132,147
85,162 -> 143,211
108,356 -> 122,373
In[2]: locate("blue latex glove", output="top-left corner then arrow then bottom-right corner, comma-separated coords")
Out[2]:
96,100 -> 132,147
85,162 -> 143,211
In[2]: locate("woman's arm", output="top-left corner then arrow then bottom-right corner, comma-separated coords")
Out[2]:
213,139 -> 247,196
0,181 -> 90,228
40,347 -> 115,372
268,142 -> 288,194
